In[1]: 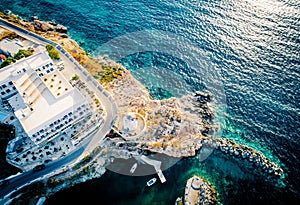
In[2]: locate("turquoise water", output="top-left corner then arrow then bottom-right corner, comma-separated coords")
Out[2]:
1,0 -> 299,204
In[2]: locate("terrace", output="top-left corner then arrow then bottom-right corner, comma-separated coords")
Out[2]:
41,70 -> 71,98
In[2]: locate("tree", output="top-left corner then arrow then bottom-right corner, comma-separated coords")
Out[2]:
1,57 -> 16,68
0,50 -> 32,68
14,49 -> 32,60
72,74 -> 80,80
46,44 -> 60,60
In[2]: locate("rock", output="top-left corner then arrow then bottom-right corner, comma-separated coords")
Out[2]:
249,155 -> 254,162
33,20 -> 55,32
55,24 -> 68,33
24,23 -> 35,31
214,139 -> 283,178
48,21 -> 57,26
60,33 -> 69,38
10,14 -> 17,19
31,15 -> 38,21
241,151 -> 247,159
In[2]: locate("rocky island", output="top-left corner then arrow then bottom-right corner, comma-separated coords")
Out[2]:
180,175 -> 218,205
0,12 -> 284,205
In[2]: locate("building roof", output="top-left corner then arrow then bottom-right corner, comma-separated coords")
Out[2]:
0,54 -> 6,60
0,51 -> 86,137
0,38 -> 23,56
0,51 -> 50,84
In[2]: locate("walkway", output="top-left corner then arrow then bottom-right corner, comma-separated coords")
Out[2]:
140,155 -> 166,183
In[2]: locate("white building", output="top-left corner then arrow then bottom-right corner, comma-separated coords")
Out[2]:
0,38 -> 24,57
0,51 -> 90,144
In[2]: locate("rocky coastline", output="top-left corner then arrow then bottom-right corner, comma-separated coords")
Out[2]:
0,12 -> 68,35
181,175 -> 218,205
0,12 -> 284,205
199,137 -> 283,178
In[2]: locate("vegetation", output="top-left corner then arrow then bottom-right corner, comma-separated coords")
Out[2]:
14,49 -> 32,60
91,146 -> 100,156
99,65 -> 123,84
94,98 -> 100,105
0,31 -> 18,41
72,74 -> 80,80
0,123 -> 21,179
71,51 -> 88,64
46,44 -> 60,60
0,57 -> 16,68
47,178 -> 62,189
72,154 -> 91,170
0,50 -> 33,68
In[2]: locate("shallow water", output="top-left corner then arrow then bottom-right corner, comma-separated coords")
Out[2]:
1,0 -> 299,204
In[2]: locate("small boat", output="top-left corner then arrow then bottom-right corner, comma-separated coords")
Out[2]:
146,177 -> 157,186
130,163 -> 137,174
175,197 -> 183,205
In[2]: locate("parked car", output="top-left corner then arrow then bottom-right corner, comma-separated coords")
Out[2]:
44,159 -> 52,164
33,164 -> 46,171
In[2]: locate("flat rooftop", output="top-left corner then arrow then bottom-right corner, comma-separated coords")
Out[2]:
0,38 -> 23,56
0,51 -> 52,83
0,51 -> 86,136
17,86 -> 85,136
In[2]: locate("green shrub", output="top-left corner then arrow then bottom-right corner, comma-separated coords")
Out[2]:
0,49 -> 33,68
46,44 -> 60,60
14,49 -> 32,60
72,74 -> 80,80
1,57 -> 16,68
99,65 -> 123,84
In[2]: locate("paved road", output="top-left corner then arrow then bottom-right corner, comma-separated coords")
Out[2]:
0,18 -> 117,200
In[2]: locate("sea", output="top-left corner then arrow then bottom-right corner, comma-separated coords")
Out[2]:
0,0 -> 299,204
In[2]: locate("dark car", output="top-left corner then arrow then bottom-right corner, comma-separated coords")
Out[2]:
44,159 -> 52,164
33,164 -> 46,171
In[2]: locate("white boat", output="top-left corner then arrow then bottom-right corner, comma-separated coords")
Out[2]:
175,197 -> 183,205
130,163 -> 137,174
146,177 -> 157,186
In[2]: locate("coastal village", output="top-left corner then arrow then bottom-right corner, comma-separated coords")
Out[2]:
0,12 -> 284,205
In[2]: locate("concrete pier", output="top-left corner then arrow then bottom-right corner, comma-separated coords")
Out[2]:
140,155 -> 166,183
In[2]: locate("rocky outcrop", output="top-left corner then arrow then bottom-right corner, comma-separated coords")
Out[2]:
184,175 -> 218,205
32,20 -> 55,32
0,12 -> 68,34
200,137 -> 283,178
55,24 -> 68,33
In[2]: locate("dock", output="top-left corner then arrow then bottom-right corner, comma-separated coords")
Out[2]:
140,155 -> 166,183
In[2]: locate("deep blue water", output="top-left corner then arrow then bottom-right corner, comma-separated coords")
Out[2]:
1,0 -> 300,204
